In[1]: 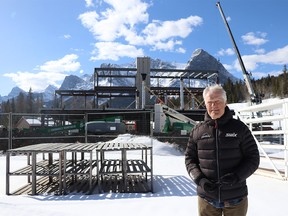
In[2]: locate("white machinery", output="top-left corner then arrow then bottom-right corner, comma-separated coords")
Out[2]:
216,1 -> 262,105
154,103 -> 198,134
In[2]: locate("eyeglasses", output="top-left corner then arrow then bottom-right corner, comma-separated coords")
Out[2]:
205,100 -> 225,106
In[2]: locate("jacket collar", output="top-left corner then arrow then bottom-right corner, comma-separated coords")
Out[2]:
204,106 -> 233,127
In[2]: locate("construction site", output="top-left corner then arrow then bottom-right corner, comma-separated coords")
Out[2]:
0,56 -> 219,153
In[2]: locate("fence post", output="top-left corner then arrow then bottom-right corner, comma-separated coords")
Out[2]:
8,112 -> 12,150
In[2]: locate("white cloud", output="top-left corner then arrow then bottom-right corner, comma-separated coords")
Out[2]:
217,48 -> 234,56
143,17 -> 202,42
63,34 -> 71,39
261,45 -> 288,65
141,16 -> 202,48
90,42 -> 144,61
37,54 -> 80,72
241,32 -> 268,46
243,45 -> 288,70
78,0 -> 149,42
222,63 -> 234,71
85,0 -> 95,7
252,70 -> 282,79
176,47 -> 186,54
254,48 -> 265,54
4,54 -> 81,92
4,71 -> 66,92
230,45 -> 288,73
78,0 -> 202,60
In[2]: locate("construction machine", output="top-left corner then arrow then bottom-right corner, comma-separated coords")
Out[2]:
154,103 -> 198,134
216,1 -> 262,105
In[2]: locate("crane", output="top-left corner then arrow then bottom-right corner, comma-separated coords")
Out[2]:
216,1 -> 262,104
154,103 -> 197,134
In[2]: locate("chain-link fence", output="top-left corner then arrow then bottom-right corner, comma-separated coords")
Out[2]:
0,110 -> 155,151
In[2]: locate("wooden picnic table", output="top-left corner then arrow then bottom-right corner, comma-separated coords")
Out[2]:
6,143 -> 69,195
62,142 -> 99,194
95,142 -> 153,193
6,142 -> 153,195
6,143 -> 98,195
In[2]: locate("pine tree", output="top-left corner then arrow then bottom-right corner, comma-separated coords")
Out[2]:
283,65 -> 288,97
16,92 -> 26,113
11,98 -> 16,113
27,88 -> 34,113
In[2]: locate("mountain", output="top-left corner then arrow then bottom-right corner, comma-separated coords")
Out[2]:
59,75 -> 85,90
1,49 -> 239,104
0,87 -> 26,102
42,85 -> 58,102
185,48 -> 239,83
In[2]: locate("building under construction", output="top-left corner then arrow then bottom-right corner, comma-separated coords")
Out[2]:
48,57 -> 217,111
39,57 -> 218,136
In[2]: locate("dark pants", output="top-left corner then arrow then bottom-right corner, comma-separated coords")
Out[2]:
198,196 -> 248,216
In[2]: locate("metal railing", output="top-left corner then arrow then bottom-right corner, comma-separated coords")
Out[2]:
232,98 -> 288,180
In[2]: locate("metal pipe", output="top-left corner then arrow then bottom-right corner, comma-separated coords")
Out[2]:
180,77 -> 184,110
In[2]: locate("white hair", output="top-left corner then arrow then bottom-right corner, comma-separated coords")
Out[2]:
203,84 -> 227,102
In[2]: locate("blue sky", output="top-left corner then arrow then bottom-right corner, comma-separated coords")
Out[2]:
0,0 -> 287,96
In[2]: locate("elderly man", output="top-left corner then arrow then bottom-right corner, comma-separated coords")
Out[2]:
185,84 -> 259,216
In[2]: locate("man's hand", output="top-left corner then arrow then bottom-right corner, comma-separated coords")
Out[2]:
220,173 -> 239,186
199,178 -> 217,193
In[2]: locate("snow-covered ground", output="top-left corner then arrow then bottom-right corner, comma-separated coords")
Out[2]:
1,134 -> 288,216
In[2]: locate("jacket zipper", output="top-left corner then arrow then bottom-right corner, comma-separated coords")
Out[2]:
215,120 -> 221,202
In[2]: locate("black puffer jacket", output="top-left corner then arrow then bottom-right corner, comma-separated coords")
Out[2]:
185,106 -> 259,202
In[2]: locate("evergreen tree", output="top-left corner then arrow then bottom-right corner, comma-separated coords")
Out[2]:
283,65 -> 288,97
11,98 -> 16,113
3,100 -> 11,113
16,92 -> 26,113
27,88 -> 34,113
35,94 -> 44,112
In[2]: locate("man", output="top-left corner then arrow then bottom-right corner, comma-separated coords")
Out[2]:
185,84 -> 259,216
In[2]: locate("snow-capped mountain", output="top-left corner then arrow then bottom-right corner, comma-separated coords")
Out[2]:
1,49 -> 239,104
42,85 -> 58,102
0,87 -> 26,103
185,48 -> 238,83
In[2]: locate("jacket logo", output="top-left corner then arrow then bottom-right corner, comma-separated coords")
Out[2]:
225,133 -> 238,137
201,133 -> 211,139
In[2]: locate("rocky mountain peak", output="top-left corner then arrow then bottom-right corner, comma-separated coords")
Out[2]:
185,48 -> 238,83
59,75 -> 86,90
8,87 -> 26,98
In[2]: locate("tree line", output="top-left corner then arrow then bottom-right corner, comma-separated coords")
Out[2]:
1,88 -> 44,114
222,65 -> 288,103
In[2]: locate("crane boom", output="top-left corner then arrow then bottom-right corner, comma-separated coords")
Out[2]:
216,1 -> 261,104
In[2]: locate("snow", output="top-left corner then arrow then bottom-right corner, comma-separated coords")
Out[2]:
1,133 -> 288,216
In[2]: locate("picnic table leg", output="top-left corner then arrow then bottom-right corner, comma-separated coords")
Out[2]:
150,148 -> 153,193
32,152 -> 36,195
27,153 -> 31,183
59,151 -> 63,195
122,149 -> 127,192
48,153 -> 53,183
63,151 -> 67,195
72,152 -> 76,182
89,151 -> 93,194
6,152 -> 10,195
96,150 -> 101,193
